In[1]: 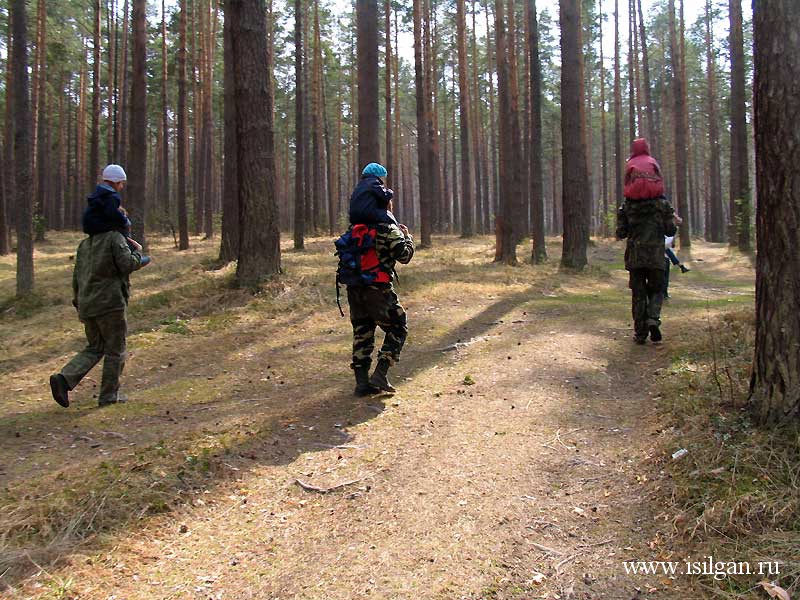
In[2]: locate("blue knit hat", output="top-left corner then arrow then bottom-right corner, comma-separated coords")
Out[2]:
361,162 -> 388,177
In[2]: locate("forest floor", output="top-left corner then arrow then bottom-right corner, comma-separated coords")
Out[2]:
0,232 -> 759,600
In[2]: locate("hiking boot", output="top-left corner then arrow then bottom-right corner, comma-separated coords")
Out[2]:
370,358 -> 396,394
649,324 -> 663,343
679,264 -> 690,273
353,367 -> 380,397
50,374 -> 70,408
98,393 -> 127,407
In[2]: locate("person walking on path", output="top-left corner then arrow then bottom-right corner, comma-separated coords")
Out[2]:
336,163 -> 415,396
617,138 -> 678,344
664,233 -> 690,299
49,167 -> 151,408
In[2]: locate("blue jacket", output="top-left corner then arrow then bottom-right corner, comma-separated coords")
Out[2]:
82,184 -> 131,236
349,175 -> 398,225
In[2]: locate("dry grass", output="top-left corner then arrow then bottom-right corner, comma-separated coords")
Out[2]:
1,232 -> 781,600
659,309 -> 800,598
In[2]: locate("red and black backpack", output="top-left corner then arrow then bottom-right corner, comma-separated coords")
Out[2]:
334,224 -> 391,314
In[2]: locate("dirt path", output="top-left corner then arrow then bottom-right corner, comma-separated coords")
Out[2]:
1,236 -> 755,600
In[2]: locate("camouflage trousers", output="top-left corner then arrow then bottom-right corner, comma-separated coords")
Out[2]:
60,310 -> 127,405
629,268 -> 666,337
347,285 -> 408,370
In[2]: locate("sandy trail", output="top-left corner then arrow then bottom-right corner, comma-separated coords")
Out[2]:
2,238 -> 753,600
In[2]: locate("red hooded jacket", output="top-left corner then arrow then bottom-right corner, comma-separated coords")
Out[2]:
624,138 -> 665,200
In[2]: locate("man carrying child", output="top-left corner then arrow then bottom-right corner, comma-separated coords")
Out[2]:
49,165 -> 151,408
338,163 -> 415,396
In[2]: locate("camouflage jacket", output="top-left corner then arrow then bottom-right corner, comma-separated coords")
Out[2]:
72,231 -> 144,319
616,197 -> 677,271
375,223 -> 414,282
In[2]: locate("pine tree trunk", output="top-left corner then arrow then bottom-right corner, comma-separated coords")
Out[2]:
77,56 -> 88,230
11,0 -> 34,295
412,0 -> 432,247
161,0 -> 171,223
485,1 -> 499,231
528,0 -> 546,261
612,0 -> 623,213
3,12 -> 14,243
90,0 -> 102,189
384,0 -> 394,191
669,0 -> 690,248
128,0 -> 147,247
177,0 -> 190,249
118,0 -> 130,163
705,0 -> 724,242
750,0 -> 800,424
626,0 -> 636,142
729,0 -> 750,250
637,0 -> 657,155
599,0 -> 609,236
559,0 -> 590,270
356,0 -> 380,167
107,0 -> 116,164
456,0 -> 474,237
230,0 -> 281,286
311,0 -> 327,232
220,0 -> 238,260
293,0 -> 305,249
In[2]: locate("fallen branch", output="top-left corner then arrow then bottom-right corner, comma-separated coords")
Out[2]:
295,476 -> 368,494
578,538 -> 614,548
531,542 -> 565,556
555,553 -> 578,574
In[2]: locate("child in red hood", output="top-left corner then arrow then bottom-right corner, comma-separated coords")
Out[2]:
624,138 -> 665,200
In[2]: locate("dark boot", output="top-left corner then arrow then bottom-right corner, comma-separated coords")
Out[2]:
354,366 -> 380,397
370,358 -> 396,393
50,373 -> 70,408
679,264 -> 690,273
649,323 -> 663,343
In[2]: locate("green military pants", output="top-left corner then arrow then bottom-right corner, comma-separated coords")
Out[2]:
60,310 -> 127,405
629,268 -> 666,338
347,285 -> 407,370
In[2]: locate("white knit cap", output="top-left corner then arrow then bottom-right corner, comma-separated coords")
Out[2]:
102,164 -> 127,182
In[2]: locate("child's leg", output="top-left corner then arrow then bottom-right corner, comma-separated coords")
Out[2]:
665,247 -> 681,266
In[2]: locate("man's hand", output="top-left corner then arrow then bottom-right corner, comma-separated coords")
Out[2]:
674,215 -> 683,225
398,224 -> 409,236
127,237 -> 142,252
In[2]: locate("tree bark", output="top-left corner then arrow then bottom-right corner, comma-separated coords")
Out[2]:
599,0 -> 609,236
11,0 -> 34,295
750,0 -> 800,424
230,0 -> 281,286
729,0 -> 750,250
220,0 -> 238,260
528,0 -> 546,262
128,0 -> 147,247
177,0 -> 190,249
161,0 -> 171,224
637,0 -> 657,155
704,0 -> 724,242
456,0 -> 474,237
412,0 -> 432,247
293,0 -> 305,249
612,0 -> 622,213
559,0 -> 590,270
118,0 -> 130,163
356,0 -> 380,168
90,0 -> 102,189
669,0 -> 690,248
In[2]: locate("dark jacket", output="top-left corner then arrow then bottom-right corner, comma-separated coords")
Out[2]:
82,184 -> 131,236
72,231 -> 144,320
349,175 -> 398,225
617,197 -> 677,271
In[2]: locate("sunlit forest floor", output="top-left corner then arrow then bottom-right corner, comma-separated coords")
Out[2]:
0,232 -> 770,599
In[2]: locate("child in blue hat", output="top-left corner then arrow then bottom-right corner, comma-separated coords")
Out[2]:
349,163 -> 398,225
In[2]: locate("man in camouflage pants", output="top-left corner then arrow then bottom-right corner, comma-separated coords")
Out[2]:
348,215 -> 415,395
617,199 -> 678,344
50,229 -> 151,408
